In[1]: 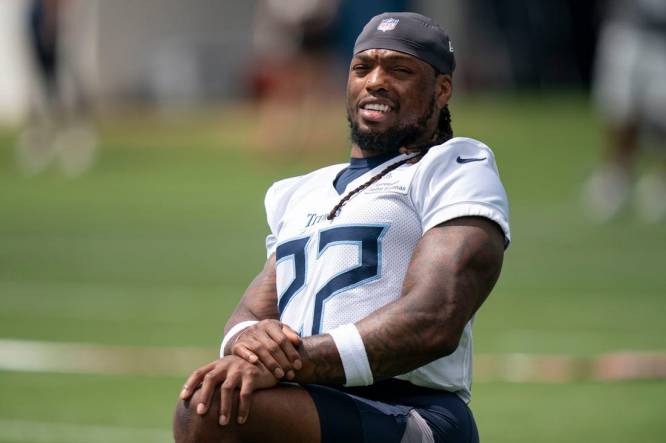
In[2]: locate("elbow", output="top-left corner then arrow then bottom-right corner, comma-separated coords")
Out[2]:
421,323 -> 461,358
432,310 -> 468,357
412,311 -> 465,359
435,334 -> 460,357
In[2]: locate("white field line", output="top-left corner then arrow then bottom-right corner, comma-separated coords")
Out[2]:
1,339 -> 666,382
475,351 -> 666,382
0,419 -> 171,443
0,339 -> 213,377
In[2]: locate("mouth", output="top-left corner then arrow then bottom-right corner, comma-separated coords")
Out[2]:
358,99 -> 395,123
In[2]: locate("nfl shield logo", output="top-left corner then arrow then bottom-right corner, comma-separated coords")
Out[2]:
377,18 -> 399,32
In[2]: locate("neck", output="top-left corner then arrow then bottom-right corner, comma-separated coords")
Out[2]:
350,145 -> 384,159
350,135 -> 437,159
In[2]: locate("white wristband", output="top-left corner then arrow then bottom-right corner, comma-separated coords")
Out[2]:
220,321 -> 259,358
328,323 -> 373,387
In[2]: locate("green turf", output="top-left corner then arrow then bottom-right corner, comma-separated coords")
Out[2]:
1,93 -> 665,442
473,380 -> 666,443
1,371 -> 664,442
0,371 -> 177,429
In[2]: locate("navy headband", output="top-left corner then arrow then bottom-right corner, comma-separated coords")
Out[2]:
353,12 -> 456,75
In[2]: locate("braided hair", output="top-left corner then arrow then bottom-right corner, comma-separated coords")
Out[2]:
328,104 -> 453,220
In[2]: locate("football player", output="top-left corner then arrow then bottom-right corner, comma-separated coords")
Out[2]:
175,12 -> 510,443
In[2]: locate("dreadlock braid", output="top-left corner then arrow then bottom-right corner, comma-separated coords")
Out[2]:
327,154 -> 422,220
438,104 -> 453,142
328,104 -> 454,220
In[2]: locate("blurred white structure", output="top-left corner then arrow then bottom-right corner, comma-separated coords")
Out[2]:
0,0 -> 600,122
0,1 -> 32,124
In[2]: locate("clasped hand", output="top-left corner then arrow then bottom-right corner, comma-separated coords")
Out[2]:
231,319 -> 302,378
180,320 -> 302,425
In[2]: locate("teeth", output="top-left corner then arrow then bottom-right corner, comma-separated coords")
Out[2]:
364,103 -> 390,112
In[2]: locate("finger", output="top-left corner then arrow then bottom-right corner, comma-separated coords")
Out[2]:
265,327 -> 301,371
268,326 -> 302,370
180,361 -> 216,400
181,361 -> 216,399
236,372 -> 257,425
231,342 -> 259,364
259,330 -> 292,377
218,373 -> 240,426
196,368 -> 224,415
250,335 -> 286,378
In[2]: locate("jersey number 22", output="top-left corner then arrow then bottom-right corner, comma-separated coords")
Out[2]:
275,224 -> 387,335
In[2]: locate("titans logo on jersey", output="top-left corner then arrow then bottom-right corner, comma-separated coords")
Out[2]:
264,137 -> 510,403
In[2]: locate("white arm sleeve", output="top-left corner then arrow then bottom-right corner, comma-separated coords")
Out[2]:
264,176 -> 304,257
264,184 -> 280,257
410,138 -> 511,246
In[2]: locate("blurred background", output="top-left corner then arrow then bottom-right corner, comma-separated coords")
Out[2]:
0,0 -> 665,442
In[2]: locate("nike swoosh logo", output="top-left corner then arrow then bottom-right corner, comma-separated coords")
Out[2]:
456,156 -> 487,164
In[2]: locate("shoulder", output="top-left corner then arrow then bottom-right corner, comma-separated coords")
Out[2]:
416,137 -> 499,173
264,163 -> 346,228
408,136 -> 503,190
410,136 -> 506,192
408,136 -> 504,189
267,163 -> 346,201
408,137 -> 511,245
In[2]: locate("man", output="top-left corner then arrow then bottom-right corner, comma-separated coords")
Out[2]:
175,12 -> 510,443
582,0 -> 666,223
17,0 -> 98,176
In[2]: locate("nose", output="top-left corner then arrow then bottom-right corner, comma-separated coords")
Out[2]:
365,66 -> 389,93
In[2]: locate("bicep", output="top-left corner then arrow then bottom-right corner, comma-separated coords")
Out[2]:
401,216 -> 505,336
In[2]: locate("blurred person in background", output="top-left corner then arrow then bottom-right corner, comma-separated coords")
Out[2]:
175,12 -> 509,443
15,0 -> 98,177
249,0 -> 411,155
582,0 -> 666,222
249,0 -> 341,153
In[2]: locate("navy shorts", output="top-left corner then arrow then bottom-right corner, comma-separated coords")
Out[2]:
303,379 -> 479,443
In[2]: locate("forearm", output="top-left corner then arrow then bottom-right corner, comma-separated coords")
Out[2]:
357,297 -> 459,379
222,255 -> 280,355
292,335 -> 346,385
291,300 -> 451,385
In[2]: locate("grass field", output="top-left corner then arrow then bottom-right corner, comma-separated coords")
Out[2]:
1,93 -> 665,442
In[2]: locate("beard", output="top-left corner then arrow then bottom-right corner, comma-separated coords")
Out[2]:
348,96 -> 436,155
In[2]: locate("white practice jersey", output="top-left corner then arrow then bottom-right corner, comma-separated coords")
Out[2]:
264,137 -> 510,403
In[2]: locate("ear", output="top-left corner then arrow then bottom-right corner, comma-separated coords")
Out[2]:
435,74 -> 452,109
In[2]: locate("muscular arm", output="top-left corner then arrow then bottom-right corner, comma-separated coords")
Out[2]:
222,255 -> 279,351
185,216 -> 504,424
294,216 -> 505,384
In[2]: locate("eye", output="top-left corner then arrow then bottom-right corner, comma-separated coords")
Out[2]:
393,66 -> 413,74
352,64 -> 369,73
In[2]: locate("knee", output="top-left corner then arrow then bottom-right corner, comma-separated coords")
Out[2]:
173,390 -> 241,443
173,397 -> 200,443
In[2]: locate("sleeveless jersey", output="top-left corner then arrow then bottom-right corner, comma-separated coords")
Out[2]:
264,137 -> 510,402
